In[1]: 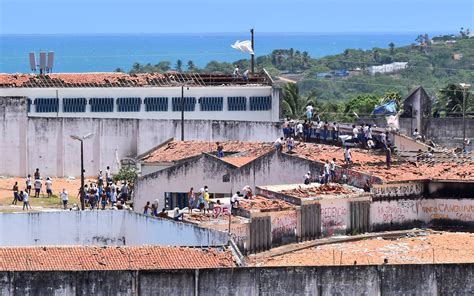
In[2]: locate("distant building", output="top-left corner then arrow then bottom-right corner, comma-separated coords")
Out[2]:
366,62 -> 408,75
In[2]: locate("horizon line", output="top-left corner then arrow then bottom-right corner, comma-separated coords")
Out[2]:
0,30 -> 456,37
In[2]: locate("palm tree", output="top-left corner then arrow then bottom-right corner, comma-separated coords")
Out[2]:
302,51 -> 310,69
175,60 -> 183,72
187,60 -> 196,72
388,42 -> 395,55
437,84 -> 470,116
282,83 -> 316,119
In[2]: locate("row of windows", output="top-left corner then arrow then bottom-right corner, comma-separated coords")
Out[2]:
30,96 -> 272,113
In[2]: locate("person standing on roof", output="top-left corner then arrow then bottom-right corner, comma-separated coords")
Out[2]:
330,158 -> 336,182
216,142 -> 224,158
233,65 -> 241,77
203,186 -> 210,214
324,160 -> 330,184
287,137 -> 295,152
296,122 -> 304,141
344,146 -> 352,166
332,122 -> 339,142
386,144 -> 392,169
242,69 -> 249,81
187,187 -> 195,213
352,125 -> 359,143
304,171 -> 312,185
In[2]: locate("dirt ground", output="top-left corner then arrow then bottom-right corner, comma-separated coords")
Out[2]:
251,232 -> 474,266
0,177 -> 94,211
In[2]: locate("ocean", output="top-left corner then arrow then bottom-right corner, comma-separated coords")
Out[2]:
0,33 -> 422,73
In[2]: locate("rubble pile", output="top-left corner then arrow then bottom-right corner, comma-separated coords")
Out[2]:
239,195 -> 294,210
281,184 -> 354,198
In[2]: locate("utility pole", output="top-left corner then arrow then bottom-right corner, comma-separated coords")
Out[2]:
80,140 -> 85,210
460,83 -> 471,143
250,28 -> 255,75
181,85 -> 185,141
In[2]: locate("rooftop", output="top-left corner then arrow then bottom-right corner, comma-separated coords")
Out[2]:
139,140 -> 274,167
238,195 -> 295,211
250,232 -> 474,266
290,142 -> 474,182
0,72 -> 271,88
0,245 -> 235,271
279,184 -> 360,199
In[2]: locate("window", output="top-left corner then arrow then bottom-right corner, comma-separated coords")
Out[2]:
227,96 -> 247,111
89,98 -> 114,112
249,96 -> 272,111
172,97 -> 196,111
144,97 -> 168,112
34,98 -> 59,113
199,97 -> 223,111
63,98 -> 87,113
117,97 -> 141,112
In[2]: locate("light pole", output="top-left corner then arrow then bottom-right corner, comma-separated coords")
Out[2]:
181,85 -> 185,141
459,83 -> 471,143
70,133 -> 93,210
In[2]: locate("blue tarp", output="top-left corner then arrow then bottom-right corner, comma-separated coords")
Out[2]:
373,100 -> 397,115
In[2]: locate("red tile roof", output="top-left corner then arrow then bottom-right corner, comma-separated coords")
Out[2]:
238,195 -> 295,211
140,140 -> 273,166
290,142 -> 474,182
0,73 -> 270,88
0,246 -> 235,271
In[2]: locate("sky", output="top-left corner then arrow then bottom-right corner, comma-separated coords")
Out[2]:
0,0 -> 473,34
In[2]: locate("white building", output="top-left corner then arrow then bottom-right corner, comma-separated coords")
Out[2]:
367,62 -> 408,75
0,72 -> 282,176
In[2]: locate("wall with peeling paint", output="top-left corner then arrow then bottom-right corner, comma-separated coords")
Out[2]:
0,97 -> 281,177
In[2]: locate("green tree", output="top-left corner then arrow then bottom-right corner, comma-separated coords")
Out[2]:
114,68 -> 124,72
281,83 -> 316,118
388,42 -> 395,55
113,167 -> 138,198
187,60 -> 196,72
175,60 -> 183,72
380,90 -> 403,109
154,61 -> 171,72
436,84 -> 471,115
344,93 -> 380,117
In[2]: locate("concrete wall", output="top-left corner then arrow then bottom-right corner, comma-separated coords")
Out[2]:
371,198 -> 474,231
0,211 -> 228,247
358,116 -> 474,148
1,86 -> 279,122
0,97 -> 281,177
1,264 -> 473,295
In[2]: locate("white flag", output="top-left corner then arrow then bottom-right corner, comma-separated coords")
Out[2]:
231,40 -> 254,55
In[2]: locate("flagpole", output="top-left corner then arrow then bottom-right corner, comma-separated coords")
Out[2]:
250,28 -> 255,75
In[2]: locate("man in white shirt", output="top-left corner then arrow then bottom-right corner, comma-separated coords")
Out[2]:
324,160 -> 330,184
45,177 -> 53,198
274,137 -> 283,152
231,191 -> 240,208
304,171 -> 312,185
305,105 -> 314,120
34,178 -> 42,198
352,125 -> 359,143
105,166 -> 111,182
22,191 -> 30,210
296,122 -> 304,140
60,189 -> 68,209
330,158 -> 336,181
233,65 -> 241,77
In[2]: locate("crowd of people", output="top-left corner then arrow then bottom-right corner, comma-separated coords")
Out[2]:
11,166 -> 134,211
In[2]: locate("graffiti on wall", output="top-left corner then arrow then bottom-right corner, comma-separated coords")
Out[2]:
371,199 -> 421,224
421,200 -> 474,221
371,198 -> 474,225
212,204 -> 231,219
270,210 -> 297,241
320,199 -> 349,236
372,182 -> 424,198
